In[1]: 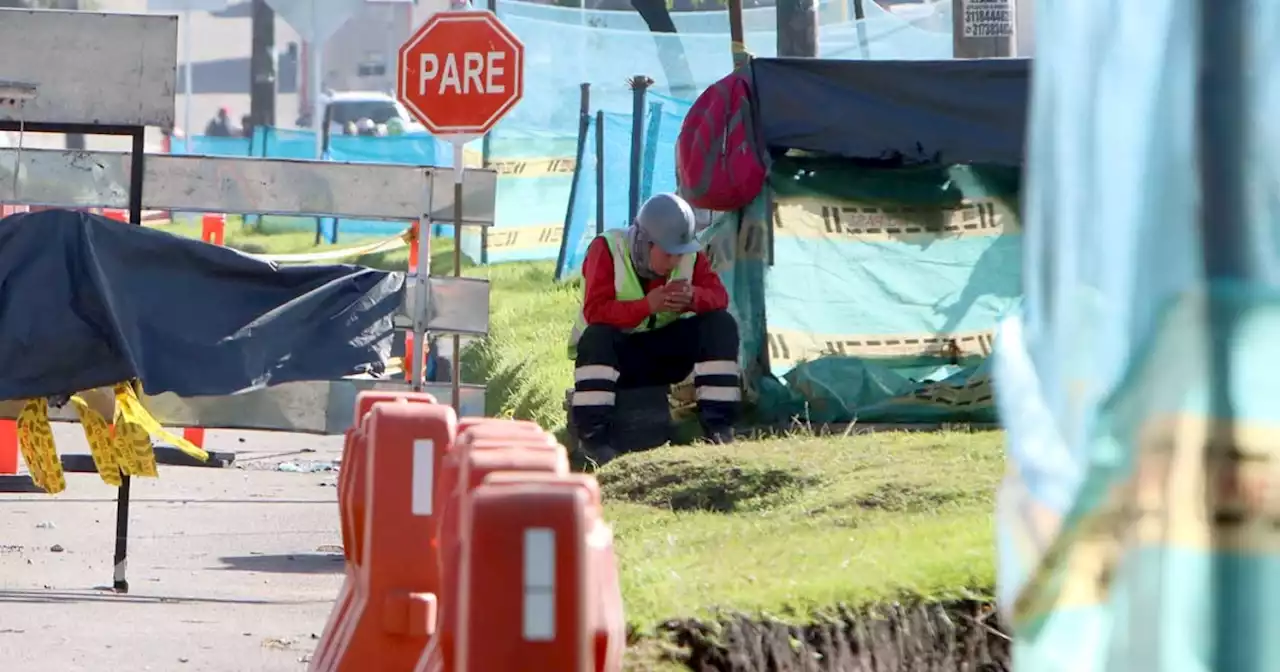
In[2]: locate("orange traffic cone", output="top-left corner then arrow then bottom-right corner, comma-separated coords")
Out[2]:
458,479 -> 594,672
323,401 -> 456,671
313,391 -> 438,672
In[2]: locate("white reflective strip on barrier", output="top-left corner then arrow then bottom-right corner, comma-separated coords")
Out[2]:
695,386 -> 742,402
411,439 -> 434,516
694,360 -> 739,377
574,365 -> 620,383
571,391 -> 616,406
522,527 -> 556,642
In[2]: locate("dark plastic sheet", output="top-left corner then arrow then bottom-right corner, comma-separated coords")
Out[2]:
0,210 -> 403,400
749,57 -> 1031,166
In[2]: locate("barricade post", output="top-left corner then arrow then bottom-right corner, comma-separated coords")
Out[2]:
321,401 -> 457,672
415,421 -> 567,672
458,480 -> 593,672
313,390 -> 438,670
482,472 -> 626,672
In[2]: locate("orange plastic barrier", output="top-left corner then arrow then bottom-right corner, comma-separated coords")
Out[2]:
482,473 -> 626,672
0,204 -> 28,474
179,213 -> 229,450
312,391 -> 437,671
404,221 -> 420,382
416,421 -> 567,672
0,420 -> 17,476
201,213 -> 226,246
319,400 -> 457,672
458,479 -> 594,671
102,208 -> 129,222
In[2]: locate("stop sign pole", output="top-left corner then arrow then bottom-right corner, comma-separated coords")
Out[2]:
397,7 -> 524,409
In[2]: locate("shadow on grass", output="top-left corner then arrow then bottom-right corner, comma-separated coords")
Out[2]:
597,457 -> 822,514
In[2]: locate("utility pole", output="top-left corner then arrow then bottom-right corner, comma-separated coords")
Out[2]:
776,0 -> 817,57
249,0 -> 277,130
952,0 -> 1016,58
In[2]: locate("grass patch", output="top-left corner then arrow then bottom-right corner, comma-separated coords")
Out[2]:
154,221 -> 1003,667
600,431 -> 1001,630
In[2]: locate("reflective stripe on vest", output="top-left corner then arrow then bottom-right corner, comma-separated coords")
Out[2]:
566,229 -> 694,359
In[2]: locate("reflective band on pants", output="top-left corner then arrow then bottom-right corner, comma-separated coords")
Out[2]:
572,391 -> 617,406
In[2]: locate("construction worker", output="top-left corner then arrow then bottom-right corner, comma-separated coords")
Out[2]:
568,193 -> 741,465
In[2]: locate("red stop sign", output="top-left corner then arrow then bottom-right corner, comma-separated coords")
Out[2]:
396,10 -> 525,137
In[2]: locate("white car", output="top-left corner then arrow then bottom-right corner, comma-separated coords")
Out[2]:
301,91 -> 427,135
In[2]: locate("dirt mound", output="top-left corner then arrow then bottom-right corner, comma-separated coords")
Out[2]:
598,458 -> 821,513
652,600 -> 1008,671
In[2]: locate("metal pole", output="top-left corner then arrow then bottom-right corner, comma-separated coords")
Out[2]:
450,142 -> 465,414
411,216 -> 432,393
480,0 -> 496,266
627,75 -> 649,224
594,110 -> 604,235
310,38 -> 324,158
727,0 -> 747,68
777,0 -> 818,57
113,127 -> 148,594
852,0 -> 870,59
183,8 -> 193,145
1197,1 -> 1250,666
640,100 -> 662,202
555,83 -> 592,279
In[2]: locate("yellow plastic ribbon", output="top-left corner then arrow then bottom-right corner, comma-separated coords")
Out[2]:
113,382 -> 208,465
70,394 -> 123,486
17,398 -> 65,494
15,379 -> 209,493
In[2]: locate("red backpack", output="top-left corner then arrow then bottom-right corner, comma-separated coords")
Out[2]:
676,70 -> 768,212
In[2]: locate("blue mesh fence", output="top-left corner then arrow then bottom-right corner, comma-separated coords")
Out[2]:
167,1 -> 951,264
496,0 -> 952,134
556,95 -> 687,279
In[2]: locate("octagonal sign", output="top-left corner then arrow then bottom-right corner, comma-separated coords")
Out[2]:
397,10 -> 525,137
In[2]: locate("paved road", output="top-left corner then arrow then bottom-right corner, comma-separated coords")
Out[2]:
0,425 -> 348,672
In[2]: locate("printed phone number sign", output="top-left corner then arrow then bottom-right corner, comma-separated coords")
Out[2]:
962,0 -> 1015,38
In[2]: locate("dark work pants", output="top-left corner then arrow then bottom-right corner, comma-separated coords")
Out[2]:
571,309 -> 741,447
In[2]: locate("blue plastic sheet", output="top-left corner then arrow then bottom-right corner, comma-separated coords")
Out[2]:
0,210 -> 401,399
994,0 -> 1280,668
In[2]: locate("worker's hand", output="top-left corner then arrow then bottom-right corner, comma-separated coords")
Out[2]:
663,280 -> 694,313
645,284 -> 674,314
645,281 -> 694,314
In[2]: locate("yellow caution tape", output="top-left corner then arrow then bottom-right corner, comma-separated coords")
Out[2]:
114,382 -> 208,464
246,230 -> 410,265
14,379 -> 208,494
17,398 -> 65,494
70,394 -> 123,486
485,224 -> 564,253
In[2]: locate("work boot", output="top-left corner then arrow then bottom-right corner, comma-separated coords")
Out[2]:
581,442 -> 618,470
703,426 -> 735,445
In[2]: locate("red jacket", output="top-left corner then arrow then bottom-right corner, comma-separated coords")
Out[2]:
581,236 -> 729,330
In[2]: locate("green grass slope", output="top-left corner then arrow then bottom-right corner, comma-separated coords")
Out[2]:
155,220 -> 1003,665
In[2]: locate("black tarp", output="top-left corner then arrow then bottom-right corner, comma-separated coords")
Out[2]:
0,210 -> 403,401
749,58 -> 1031,166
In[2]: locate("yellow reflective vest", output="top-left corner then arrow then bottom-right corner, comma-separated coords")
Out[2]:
566,229 -> 694,359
